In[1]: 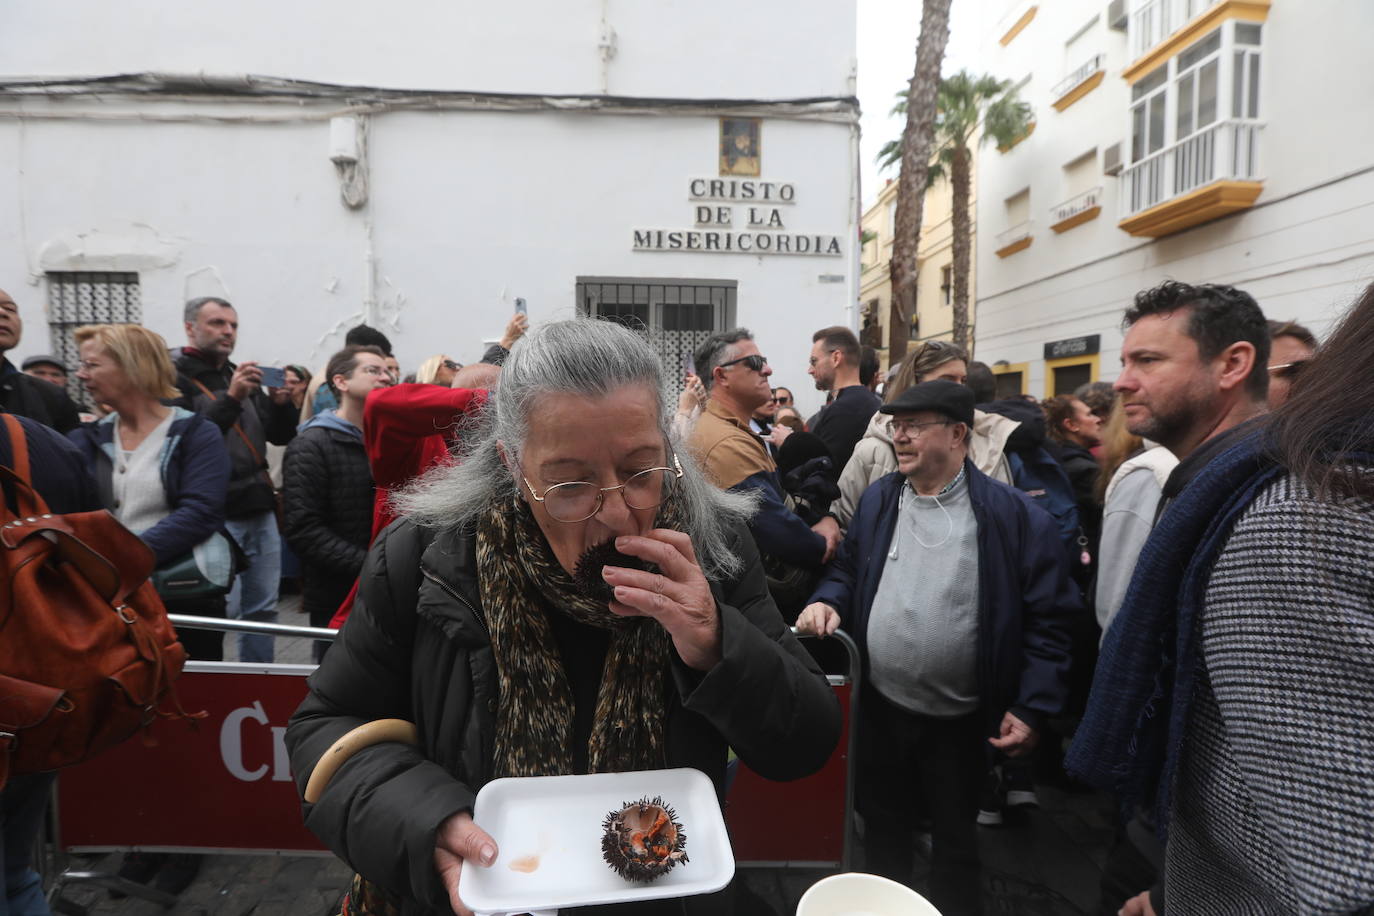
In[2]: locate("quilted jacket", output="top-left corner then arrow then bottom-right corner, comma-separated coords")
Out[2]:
282,412 -> 374,624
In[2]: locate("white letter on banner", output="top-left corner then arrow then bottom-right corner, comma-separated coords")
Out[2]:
271,726 -> 292,782
221,701 -> 270,782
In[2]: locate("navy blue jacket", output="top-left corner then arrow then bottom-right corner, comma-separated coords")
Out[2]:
809,460 -> 1077,733
1,411 -> 99,515
67,408 -> 230,565
738,467 -> 826,567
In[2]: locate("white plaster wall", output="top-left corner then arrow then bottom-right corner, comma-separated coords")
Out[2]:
971,0 -> 1374,389
2,0 -> 857,100
0,0 -> 859,416
0,108 -> 855,416
367,112 -> 854,411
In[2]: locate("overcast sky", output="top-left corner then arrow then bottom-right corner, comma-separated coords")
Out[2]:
856,0 -> 983,209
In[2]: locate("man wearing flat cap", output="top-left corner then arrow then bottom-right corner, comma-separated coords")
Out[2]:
21,354 -> 69,388
797,379 -> 1078,916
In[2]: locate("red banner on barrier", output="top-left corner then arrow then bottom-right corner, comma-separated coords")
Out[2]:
56,662 -> 855,862
57,667 -> 327,853
724,682 -> 851,865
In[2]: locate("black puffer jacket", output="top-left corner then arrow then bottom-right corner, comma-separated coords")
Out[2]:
282,416 -> 374,624
285,518 -> 842,916
1045,440 -> 1100,517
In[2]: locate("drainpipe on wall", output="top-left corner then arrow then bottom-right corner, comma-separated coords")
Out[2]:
845,59 -> 861,334
363,216 -> 377,327
598,0 -> 618,95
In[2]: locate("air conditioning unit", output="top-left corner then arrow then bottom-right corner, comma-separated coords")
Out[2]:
1107,0 -> 1129,31
1103,142 -> 1124,176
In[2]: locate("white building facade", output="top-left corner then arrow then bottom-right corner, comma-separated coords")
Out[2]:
0,1 -> 859,415
972,0 -> 1374,397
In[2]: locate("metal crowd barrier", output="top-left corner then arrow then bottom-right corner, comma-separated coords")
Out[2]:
45,616 -> 337,913
727,626 -> 862,872
166,613 -> 339,641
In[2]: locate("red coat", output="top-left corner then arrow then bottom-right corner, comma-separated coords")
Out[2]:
327,384 -> 487,628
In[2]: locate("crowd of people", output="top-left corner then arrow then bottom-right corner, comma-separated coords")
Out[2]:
1,273 -> 1371,916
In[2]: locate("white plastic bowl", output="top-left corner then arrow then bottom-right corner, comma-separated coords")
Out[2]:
795,872 -> 943,916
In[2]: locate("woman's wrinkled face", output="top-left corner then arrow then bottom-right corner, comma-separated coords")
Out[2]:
514,384 -> 666,580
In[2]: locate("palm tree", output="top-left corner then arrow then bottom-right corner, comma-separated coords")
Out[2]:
880,71 -> 1032,355
886,0 -> 952,365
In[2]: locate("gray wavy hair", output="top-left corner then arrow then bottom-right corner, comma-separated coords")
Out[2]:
392,318 -> 758,579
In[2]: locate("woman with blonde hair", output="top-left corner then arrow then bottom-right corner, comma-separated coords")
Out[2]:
67,324 -> 231,657
414,354 -> 460,387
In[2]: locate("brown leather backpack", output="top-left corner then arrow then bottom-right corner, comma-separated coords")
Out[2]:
0,413 -> 194,789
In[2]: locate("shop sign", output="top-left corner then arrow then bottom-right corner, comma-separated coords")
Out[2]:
1044,334 -> 1100,360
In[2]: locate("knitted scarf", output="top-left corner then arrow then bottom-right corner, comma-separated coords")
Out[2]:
476,495 -> 682,778
1065,429 -> 1281,839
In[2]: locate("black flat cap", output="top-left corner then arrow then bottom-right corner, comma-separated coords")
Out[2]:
21,354 -> 66,374
879,378 -> 974,426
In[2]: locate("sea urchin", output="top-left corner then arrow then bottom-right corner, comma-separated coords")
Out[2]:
601,795 -> 688,883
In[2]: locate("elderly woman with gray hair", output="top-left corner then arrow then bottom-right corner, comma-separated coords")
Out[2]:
286,319 -> 841,916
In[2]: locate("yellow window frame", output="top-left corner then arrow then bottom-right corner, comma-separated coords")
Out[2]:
1044,353 -> 1101,399
992,361 -> 1030,396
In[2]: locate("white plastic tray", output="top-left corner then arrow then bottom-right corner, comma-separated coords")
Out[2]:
458,767 -> 734,916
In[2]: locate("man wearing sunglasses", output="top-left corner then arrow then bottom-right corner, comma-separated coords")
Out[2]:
1266,318 -> 1317,408
808,326 -> 882,474
690,329 -> 840,571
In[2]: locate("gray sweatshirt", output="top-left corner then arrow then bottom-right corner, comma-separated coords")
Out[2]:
866,473 -> 981,717
1095,447 -> 1178,639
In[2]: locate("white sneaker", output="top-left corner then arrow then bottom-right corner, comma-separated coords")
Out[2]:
976,806 -> 1004,827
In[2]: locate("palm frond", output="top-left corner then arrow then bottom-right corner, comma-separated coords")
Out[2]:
877,70 -> 1032,175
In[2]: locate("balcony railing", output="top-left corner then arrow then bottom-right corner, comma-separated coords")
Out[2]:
1051,187 -> 1103,225
1128,0 -> 1215,61
1052,55 -> 1105,102
995,220 -> 1033,251
1120,119 -> 1262,217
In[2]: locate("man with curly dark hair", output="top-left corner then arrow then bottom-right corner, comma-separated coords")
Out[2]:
1074,279 -> 1270,916
1116,280 -> 1269,463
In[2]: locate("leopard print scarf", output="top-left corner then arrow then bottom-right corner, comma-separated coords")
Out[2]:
476,495 -> 683,778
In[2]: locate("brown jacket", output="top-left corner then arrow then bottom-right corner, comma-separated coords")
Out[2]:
689,399 -> 774,489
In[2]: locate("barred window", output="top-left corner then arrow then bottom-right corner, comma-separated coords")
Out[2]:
575,278 -> 738,379
46,271 -> 142,407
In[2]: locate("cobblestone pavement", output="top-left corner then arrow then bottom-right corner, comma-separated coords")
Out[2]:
43,593 -> 1116,915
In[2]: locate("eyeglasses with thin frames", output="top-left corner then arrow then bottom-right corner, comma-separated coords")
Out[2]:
1268,361 -> 1307,380
890,418 -> 953,438
523,454 -> 685,523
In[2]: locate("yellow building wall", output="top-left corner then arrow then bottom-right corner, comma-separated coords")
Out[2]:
859,144 -> 978,372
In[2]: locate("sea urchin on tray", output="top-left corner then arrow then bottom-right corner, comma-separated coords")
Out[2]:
601,795 -> 689,883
